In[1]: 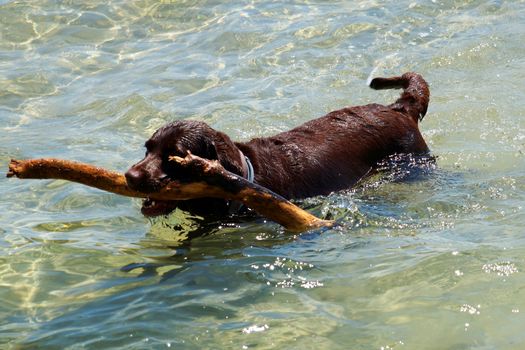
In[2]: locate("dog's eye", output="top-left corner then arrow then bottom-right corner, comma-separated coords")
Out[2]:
165,146 -> 184,157
163,150 -> 178,161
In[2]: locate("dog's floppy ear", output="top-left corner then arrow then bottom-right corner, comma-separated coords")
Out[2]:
210,131 -> 244,176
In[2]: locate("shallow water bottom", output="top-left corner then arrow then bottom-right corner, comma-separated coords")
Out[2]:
1,0 -> 525,349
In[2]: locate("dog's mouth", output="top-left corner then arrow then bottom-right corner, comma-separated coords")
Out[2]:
141,197 -> 179,217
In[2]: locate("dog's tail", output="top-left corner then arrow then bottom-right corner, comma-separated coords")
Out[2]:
369,72 -> 430,122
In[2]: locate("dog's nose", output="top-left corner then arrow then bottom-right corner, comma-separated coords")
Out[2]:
125,168 -> 144,190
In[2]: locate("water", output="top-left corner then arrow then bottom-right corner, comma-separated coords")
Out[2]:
1,0 -> 524,348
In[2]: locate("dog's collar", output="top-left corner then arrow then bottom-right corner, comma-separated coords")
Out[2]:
228,150 -> 254,215
239,150 -> 255,183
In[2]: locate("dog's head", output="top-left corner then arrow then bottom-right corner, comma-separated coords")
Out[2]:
125,120 -> 245,216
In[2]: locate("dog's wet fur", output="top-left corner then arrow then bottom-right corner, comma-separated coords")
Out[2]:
125,72 -> 431,219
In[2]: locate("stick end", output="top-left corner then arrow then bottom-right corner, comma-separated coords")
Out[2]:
6,159 -> 21,178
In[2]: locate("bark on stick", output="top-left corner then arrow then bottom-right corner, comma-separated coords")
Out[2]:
7,155 -> 333,232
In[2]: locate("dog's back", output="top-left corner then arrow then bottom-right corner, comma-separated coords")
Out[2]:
239,72 -> 431,199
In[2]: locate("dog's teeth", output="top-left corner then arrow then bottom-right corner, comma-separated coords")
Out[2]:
151,201 -> 156,206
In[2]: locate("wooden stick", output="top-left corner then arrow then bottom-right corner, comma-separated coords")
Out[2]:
7,155 -> 333,232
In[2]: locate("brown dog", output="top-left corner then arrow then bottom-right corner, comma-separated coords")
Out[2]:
125,72 -> 430,218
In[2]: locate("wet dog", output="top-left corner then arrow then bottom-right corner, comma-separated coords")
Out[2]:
125,72 -> 430,218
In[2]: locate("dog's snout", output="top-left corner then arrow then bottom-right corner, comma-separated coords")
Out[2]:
125,156 -> 168,193
125,167 -> 145,190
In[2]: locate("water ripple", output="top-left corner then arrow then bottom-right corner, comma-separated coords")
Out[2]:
1,0 -> 525,349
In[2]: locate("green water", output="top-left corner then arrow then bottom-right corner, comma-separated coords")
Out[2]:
1,1 -> 525,349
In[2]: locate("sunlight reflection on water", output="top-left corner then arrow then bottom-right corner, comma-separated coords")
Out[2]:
1,0 -> 525,349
